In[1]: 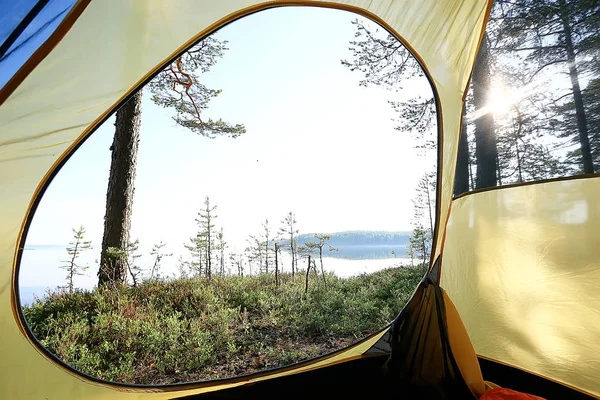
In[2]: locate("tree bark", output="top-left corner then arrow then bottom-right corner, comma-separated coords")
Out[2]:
291,237 -> 296,280
98,91 -> 142,286
220,248 -> 225,276
68,239 -> 79,294
560,1 -> 595,173
318,247 -> 327,288
515,140 -> 523,183
424,174 -> 434,234
206,230 -> 212,280
274,243 -> 280,287
472,34 -> 498,189
304,255 -> 311,295
454,103 -> 470,195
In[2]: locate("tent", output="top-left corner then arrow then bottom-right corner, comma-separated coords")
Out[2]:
0,1 -> 598,399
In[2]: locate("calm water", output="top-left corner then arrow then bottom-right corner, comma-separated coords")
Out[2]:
19,244 -> 411,306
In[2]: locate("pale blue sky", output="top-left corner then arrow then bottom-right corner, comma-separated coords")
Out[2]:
21,7 -> 436,286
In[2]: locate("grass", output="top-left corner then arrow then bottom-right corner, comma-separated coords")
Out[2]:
23,265 -> 424,385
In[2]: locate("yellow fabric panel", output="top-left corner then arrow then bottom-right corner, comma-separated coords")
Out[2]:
0,0 -> 490,398
443,290 -> 486,398
441,177 -> 600,398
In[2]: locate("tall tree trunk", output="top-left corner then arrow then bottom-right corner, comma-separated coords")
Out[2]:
98,91 -> 142,286
454,103 -> 470,195
312,259 -> 319,281
198,250 -> 203,277
318,248 -> 327,288
496,152 -> 502,186
68,240 -> 79,294
264,243 -> 268,274
424,174 -> 434,234
472,34 -> 498,189
515,140 -> 523,183
468,158 -> 475,190
127,262 -> 138,287
304,255 -> 311,295
560,1 -> 595,173
275,243 -> 280,287
291,237 -> 296,281
421,234 -> 428,269
207,231 -> 212,280
220,248 -> 224,276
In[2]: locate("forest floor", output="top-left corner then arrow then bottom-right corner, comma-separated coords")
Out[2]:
23,265 -> 423,384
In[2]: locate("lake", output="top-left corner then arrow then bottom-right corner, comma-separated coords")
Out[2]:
19,244 -> 412,306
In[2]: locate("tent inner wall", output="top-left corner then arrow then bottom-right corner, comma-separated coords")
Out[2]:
441,177 -> 600,398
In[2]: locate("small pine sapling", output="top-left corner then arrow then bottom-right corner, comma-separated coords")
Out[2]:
60,226 -> 92,294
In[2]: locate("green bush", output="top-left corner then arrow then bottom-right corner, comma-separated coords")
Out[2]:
23,265 -> 424,384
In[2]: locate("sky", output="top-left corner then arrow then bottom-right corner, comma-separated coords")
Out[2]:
19,7 -> 436,286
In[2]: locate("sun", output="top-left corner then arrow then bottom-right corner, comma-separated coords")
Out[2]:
487,83 -> 516,118
467,80 -> 523,123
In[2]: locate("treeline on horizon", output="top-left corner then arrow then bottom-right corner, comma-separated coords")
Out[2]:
293,231 -> 410,247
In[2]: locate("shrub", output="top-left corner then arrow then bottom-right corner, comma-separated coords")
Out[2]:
23,265 -> 424,384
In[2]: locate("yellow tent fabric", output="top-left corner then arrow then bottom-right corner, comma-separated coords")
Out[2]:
442,177 -> 600,397
3,0 -> 600,398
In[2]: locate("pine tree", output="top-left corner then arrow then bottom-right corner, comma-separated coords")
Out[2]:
215,228 -> 227,276
341,19 -> 435,141
455,103 -> 471,196
261,219 -> 273,274
198,196 -> 217,279
274,240 -> 280,287
472,33 -> 499,189
99,92 -> 141,285
297,246 -> 318,295
408,223 -> 430,272
342,18 -> 465,188
185,234 -> 205,277
582,79 -> 600,166
408,173 -> 434,269
229,252 -> 244,277
245,235 -> 263,275
552,78 -> 600,171
184,197 -> 218,279
279,212 -> 299,280
99,37 -> 245,286
149,241 -> 171,281
61,226 -> 92,294
313,234 -> 338,287
177,256 -> 190,278
495,0 -> 600,173
495,102 -> 562,184
125,239 -> 143,286
415,173 -> 435,233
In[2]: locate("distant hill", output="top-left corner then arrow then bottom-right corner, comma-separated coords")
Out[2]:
293,231 -> 410,247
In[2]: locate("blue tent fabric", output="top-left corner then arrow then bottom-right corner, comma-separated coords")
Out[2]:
0,0 -> 40,44
0,0 -> 76,89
